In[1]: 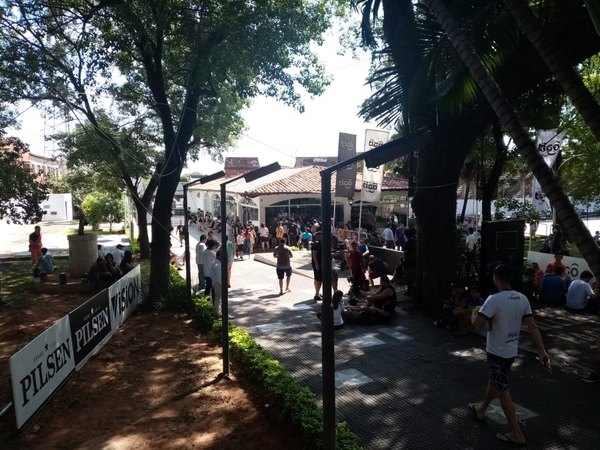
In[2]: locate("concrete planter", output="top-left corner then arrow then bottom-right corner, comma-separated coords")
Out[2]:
67,233 -> 98,277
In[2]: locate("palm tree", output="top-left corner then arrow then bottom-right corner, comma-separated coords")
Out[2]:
503,0 -> 600,140
422,0 -> 600,277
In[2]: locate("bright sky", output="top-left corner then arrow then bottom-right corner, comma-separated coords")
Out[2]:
6,28 -> 384,174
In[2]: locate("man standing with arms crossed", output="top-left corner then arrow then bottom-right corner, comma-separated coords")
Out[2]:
470,264 -> 549,447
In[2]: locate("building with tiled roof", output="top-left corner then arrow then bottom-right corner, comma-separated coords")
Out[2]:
187,165 -> 409,228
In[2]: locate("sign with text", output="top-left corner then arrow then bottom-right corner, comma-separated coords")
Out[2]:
108,265 -> 142,332
9,316 -> 76,429
335,132 -> 357,198
68,289 -> 112,370
361,129 -> 390,203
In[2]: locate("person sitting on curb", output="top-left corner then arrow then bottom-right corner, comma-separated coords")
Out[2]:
566,270 -> 597,313
453,286 -> 484,336
317,290 -> 345,331
36,247 -> 55,276
539,266 -> 567,305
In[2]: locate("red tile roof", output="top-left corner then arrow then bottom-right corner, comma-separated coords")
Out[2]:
189,165 -> 408,196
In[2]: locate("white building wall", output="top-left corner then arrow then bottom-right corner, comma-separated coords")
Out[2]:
41,193 -> 73,221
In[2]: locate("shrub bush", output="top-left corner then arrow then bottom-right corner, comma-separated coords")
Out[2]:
191,295 -> 218,331
229,327 -> 361,450
168,265 -> 188,308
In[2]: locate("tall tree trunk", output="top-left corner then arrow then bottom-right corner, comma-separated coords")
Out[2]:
504,0 -> 600,140
481,121 -> 508,222
423,0 -> 600,279
134,201 -> 151,259
412,128 -> 474,313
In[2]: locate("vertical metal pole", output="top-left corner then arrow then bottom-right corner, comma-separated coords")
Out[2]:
220,183 -> 230,376
320,171 -> 335,450
183,183 -> 192,309
357,188 -> 364,238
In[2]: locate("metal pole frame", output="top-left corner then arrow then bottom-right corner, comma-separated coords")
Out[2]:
183,183 -> 192,308
219,162 -> 281,376
320,171 -> 335,450
220,183 -> 230,376
318,130 -> 433,449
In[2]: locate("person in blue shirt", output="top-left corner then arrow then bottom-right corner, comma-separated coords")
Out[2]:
37,248 -> 55,275
539,266 -> 567,305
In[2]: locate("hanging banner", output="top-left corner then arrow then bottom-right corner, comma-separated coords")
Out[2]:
361,129 -> 390,203
335,132 -> 357,198
536,129 -> 565,168
532,129 -> 566,212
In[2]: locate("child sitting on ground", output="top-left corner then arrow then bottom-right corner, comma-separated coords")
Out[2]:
317,290 -> 345,330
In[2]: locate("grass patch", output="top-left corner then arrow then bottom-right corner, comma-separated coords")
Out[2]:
0,260 -> 36,308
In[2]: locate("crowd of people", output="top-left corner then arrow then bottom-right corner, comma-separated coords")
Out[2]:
88,244 -> 135,290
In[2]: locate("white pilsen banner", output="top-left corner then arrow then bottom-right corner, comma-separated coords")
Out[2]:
532,129 -> 566,213
361,129 -> 390,203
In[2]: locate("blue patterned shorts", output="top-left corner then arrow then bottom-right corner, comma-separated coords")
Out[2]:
487,353 -> 515,392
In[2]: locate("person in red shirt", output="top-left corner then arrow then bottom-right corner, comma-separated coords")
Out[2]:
346,240 -> 366,295
545,253 -> 567,274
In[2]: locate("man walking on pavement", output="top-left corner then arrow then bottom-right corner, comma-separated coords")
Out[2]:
273,238 -> 293,296
470,264 -> 549,447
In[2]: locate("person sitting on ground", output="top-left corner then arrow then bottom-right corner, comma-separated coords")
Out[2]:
344,277 -> 397,325
104,253 -> 122,281
37,247 -> 55,276
88,256 -> 112,290
566,270 -> 598,313
169,246 -> 183,270
120,250 -> 134,274
453,286 -> 485,336
539,265 -> 567,305
434,283 -> 467,330
317,290 -> 345,330
366,275 -> 397,313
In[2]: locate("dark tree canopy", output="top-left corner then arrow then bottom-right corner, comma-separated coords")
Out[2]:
0,137 -> 48,224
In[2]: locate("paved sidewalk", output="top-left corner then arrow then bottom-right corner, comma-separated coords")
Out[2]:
229,250 -> 600,449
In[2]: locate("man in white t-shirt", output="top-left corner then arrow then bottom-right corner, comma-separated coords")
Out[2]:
113,244 -> 125,265
566,270 -> 597,312
469,264 -> 549,447
195,234 -> 207,289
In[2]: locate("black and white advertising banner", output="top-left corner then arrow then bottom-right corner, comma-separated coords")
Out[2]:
335,132 -> 357,198
361,129 -> 390,203
108,265 -> 142,333
533,129 -> 566,213
9,316 -> 76,429
68,289 -> 112,370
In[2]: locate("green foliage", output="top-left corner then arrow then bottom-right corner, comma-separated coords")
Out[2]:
191,295 -> 218,331
230,328 -> 362,450
0,260 -> 37,308
560,54 -> 600,202
493,197 -> 540,222
81,191 -> 124,230
168,264 -> 188,308
0,137 -> 48,224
